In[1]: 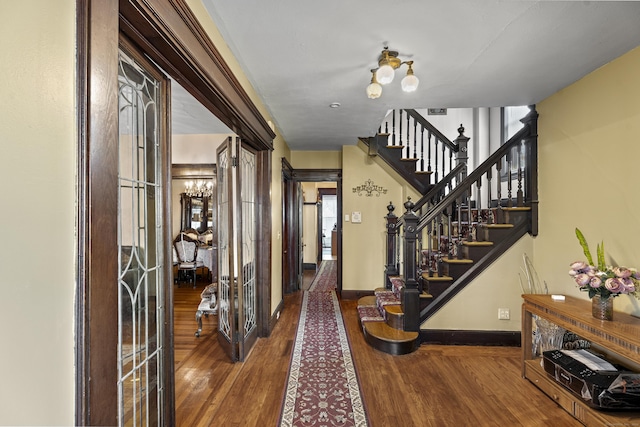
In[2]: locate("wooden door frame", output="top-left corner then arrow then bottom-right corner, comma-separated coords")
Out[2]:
281,158 -> 298,294
282,168 -> 343,295
77,0 -> 275,424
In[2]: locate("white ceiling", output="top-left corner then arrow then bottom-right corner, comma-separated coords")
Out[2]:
171,82 -> 231,135
196,0 -> 640,151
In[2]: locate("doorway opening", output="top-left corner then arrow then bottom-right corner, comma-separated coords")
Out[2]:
318,189 -> 337,262
282,168 -> 342,296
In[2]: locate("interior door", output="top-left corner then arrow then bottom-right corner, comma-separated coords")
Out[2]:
281,161 -> 298,294
216,136 -> 258,361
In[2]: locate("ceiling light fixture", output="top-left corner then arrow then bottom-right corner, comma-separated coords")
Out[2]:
184,180 -> 213,198
366,70 -> 382,99
366,47 -> 419,99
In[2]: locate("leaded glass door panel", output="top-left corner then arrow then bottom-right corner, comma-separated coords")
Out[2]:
118,44 -> 167,426
216,137 -> 258,362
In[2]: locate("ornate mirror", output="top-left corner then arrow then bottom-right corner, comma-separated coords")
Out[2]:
172,164 -> 216,232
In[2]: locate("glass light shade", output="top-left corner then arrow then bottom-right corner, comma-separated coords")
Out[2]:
401,74 -> 419,92
366,82 -> 382,99
376,65 -> 395,85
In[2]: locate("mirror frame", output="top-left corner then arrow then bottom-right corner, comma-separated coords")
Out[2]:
172,163 -> 217,233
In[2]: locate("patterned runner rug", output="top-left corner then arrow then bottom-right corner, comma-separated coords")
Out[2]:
308,260 -> 337,292
279,289 -> 369,426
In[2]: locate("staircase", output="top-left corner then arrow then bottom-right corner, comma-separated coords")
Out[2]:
357,107 -> 539,355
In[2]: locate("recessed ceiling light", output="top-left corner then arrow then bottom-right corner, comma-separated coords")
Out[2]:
329,102 -> 341,108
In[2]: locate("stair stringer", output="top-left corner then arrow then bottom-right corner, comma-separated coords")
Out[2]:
359,135 -> 433,194
356,138 -> 422,199
419,219 -> 530,323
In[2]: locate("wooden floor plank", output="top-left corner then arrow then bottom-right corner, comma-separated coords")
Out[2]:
172,273 -> 581,426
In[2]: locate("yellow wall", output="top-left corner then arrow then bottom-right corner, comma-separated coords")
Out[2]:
188,0 -> 290,313
291,150 -> 341,169
423,237 -> 533,330
0,1 -> 76,424
534,45 -> 640,316
341,146 -> 419,291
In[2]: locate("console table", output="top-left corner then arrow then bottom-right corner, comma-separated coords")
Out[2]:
522,294 -> 640,426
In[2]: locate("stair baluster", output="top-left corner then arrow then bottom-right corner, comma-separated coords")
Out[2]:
427,131 -> 432,172
391,110 -> 396,147
398,109 -> 403,148
419,126 -> 425,172
413,120 -> 418,160
407,112 -> 411,158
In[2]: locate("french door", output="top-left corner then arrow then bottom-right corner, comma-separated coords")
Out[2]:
217,137 -> 259,361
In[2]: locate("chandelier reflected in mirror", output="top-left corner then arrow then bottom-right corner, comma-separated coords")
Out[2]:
366,47 -> 419,99
184,180 -> 213,198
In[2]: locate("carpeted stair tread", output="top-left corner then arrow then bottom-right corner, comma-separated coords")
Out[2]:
374,287 -> 393,295
357,305 -> 384,322
376,291 -> 400,306
357,295 -> 378,307
363,321 -> 419,343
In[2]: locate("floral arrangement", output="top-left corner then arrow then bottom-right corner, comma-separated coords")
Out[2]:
568,228 -> 639,299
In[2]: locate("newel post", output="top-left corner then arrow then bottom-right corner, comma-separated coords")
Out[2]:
402,198 -> 420,332
384,202 -> 399,288
454,124 -> 471,206
454,124 -> 470,180
521,106 -> 539,236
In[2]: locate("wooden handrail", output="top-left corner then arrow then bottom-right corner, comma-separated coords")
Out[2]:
417,122 -> 532,230
412,163 -> 467,212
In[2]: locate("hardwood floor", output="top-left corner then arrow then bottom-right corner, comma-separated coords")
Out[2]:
173,274 -> 580,426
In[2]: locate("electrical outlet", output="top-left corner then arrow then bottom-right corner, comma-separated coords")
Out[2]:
498,308 -> 510,320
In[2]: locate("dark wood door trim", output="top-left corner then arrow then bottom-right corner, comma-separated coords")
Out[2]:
76,0 -> 120,424
281,159 -> 297,295
118,0 -> 275,151
78,0 -> 275,423
289,169 -> 343,295
257,150 -> 272,337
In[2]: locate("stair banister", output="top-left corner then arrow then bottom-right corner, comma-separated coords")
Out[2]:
411,125 -> 470,214
412,163 -> 467,214
417,121 -> 534,231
